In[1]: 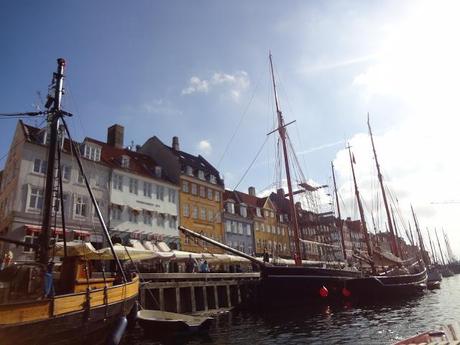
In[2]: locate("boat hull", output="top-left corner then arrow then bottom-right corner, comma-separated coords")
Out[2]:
345,269 -> 427,300
258,265 -> 362,305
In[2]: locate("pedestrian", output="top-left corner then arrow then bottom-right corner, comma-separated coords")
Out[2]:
185,254 -> 195,273
200,260 -> 209,273
263,248 -> 269,263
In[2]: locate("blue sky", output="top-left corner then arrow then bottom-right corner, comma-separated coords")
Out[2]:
1,1 -> 459,255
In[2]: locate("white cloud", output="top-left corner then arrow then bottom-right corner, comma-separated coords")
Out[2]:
181,71 -> 250,102
197,139 -> 212,155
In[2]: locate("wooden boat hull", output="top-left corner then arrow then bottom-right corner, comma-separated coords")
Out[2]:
137,310 -> 212,337
345,269 -> 427,300
259,266 -> 362,305
0,275 -> 139,345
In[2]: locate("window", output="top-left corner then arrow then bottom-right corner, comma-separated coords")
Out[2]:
113,174 -> 123,191
191,184 -> 197,195
261,223 -> 265,232
143,182 -> 152,197
157,214 -> 165,227
121,155 -> 130,168
207,209 -> 214,222
168,188 -> 176,203
186,166 -> 193,176
129,178 -> 138,194
62,165 -> 71,181
245,224 -> 251,236
192,206 -> 198,219
215,212 -> 221,223
93,199 -> 103,217
210,175 -> 217,184
240,205 -> 247,218
143,211 -> 152,225
255,222 -> 259,231
270,211 -> 275,218
199,186 -> 205,198
95,175 -> 106,188
225,220 -> 231,233
215,191 -> 221,202
155,166 -> 162,178
169,216 -> 177,229
112,207 -> 122,220
183,204 -> 190,217
74,196 -> 87,217
226,202 -> 235,214
84,145 -> 101,161
182,181 -> 189,193
200,207 -> 206,220
238,223 -> 243,234
231,221 -> 237,233
207,189 -> 213,200
156,185 -> 164,200
29,187 -> 44,210
256,208 -> 262,217
129,211 -> 138,223
33,158 -> 47,174
198,170 -> 205,180
77,170 -> 85,184
23,235 -> 39,253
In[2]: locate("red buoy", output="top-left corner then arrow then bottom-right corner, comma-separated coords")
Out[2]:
342,287 -> 351,297
319,286 -> 329,298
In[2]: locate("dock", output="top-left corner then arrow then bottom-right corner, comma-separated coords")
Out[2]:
139,272 -> 260,313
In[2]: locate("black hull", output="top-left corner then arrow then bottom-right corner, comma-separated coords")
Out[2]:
345,269 -> 427,300
0,296 -> 137,345
258,265 -> 362,306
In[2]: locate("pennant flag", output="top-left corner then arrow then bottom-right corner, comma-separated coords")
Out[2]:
352,154 -> 356,164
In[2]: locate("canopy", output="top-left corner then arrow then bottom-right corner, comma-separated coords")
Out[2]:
53,241 -> 157,261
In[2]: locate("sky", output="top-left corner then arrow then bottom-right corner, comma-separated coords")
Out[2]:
1,0 -> 459,256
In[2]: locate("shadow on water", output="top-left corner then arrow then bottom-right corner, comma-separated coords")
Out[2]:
122,275 -> 460,345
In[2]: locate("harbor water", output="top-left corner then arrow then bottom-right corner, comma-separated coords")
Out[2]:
122,274 -> 460,345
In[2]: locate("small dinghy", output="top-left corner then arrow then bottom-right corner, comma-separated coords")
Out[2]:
137,309 -> 213,336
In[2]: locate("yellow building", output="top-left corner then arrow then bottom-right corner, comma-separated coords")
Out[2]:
140,136 -> 224,253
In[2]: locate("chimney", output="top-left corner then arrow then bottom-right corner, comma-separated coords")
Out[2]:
277,188 -> 285,197
172,136 -> 180,151
295,201 -> 302,209
107,124 -> 124,149
248,186 -> 256,196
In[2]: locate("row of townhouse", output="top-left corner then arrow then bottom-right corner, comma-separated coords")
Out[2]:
0,120 -> 371,262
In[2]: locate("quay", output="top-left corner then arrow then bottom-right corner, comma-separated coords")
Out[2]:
138,272 -> 260,313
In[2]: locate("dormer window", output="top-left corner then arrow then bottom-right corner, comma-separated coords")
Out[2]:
210,174 -> 217,184
226,201 -> 235,214
198,170 -> 205,180
256,207 -> 262,217
121,155 -> 130,168
186,166 -> 193,176
240,205 -> 247,218
155,166 -> 162,178
84,144 -> 101,162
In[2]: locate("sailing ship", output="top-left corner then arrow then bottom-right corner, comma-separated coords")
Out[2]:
0,59 -> 140,345
343,118 -> 427,299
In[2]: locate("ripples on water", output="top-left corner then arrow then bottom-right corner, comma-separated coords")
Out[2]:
123,275 -> 460,345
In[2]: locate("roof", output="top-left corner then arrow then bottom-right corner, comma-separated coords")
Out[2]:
20,122 -> 174,184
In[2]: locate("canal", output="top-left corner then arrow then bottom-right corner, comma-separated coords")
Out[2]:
123,274 -> 460,344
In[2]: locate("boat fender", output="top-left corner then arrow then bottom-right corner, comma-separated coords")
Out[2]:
319,286 -> 328,298
106,316 -> 127,345
342,287 -> 351,297
127,301 -> 138,330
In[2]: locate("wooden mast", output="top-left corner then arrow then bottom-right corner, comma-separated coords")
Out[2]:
426,228 -> 437,264
411,205 -> 429,266
331,162 -> 347,260
434,228 -> 446,266
348,146 -> 375,273
269,53 -> 302,265
39,58 -> 66,265
367,115 -> 400,258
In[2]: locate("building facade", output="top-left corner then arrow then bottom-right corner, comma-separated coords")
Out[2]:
141,136 -> 225,253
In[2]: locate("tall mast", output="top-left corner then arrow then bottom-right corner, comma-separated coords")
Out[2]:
269,53 -> 302,265
427,228 -> 437,265
411,205 -> 428,266
434,228 -> 446,266
39,58 -> 66,265
390,206 -> 402,258
367,115 -> 400,258
443,229 -> 453,263
331,162 -> 347,260
348,146 -> 375,273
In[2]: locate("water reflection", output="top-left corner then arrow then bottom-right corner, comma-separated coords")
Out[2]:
123,275 -> 460,345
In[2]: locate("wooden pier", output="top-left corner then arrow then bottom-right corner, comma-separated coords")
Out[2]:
138,272 -> 260,313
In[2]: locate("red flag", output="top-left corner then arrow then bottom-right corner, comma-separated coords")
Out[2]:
352,154 -> 356,164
